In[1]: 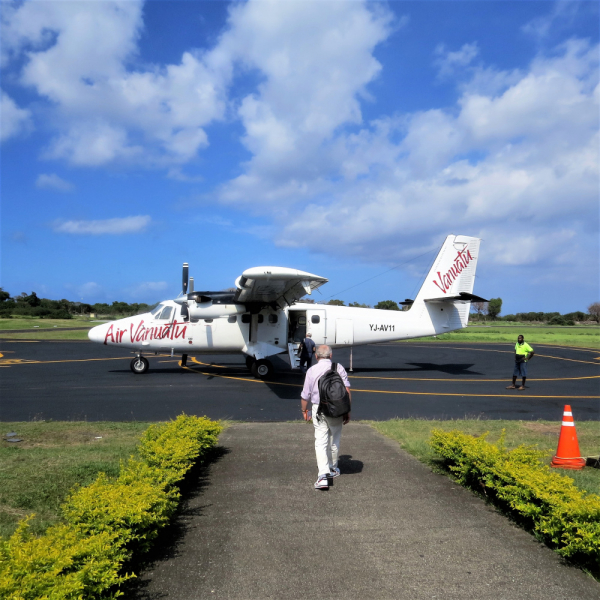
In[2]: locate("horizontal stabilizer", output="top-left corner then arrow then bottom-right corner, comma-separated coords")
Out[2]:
424,292 -> 488,303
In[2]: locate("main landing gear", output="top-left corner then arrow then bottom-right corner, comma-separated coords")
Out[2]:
130,355 -> 149,374
245,355 -> 273,379
251,359 -> 273,379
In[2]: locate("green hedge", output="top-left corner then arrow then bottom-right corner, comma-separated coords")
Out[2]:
430,430 -> 600,570
0,415 -> 222,599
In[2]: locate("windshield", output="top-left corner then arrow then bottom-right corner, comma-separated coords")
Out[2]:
150,303 -> 164,316
157,306 -> 173,320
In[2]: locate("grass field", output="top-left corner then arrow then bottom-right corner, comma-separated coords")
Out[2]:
1,316 -> 598,347
0,421 -> 149,538
408,325 -> 600,348
0,329 -> 92,340
0,316 -> 100,340
371,419 -> 600,497
0,317 -> 96,329
1,419 -> 597,542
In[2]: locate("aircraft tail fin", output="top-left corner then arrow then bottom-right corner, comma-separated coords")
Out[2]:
414,235 -> 482,303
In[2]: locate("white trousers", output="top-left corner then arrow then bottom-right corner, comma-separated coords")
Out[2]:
312,404 -> 343,477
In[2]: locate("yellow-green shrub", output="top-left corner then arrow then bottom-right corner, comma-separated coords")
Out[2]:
62,473 -> 176,553
138,416 -> 222,486
430,429 -> 600,568
1,414 -> 222,599
0,517 -> 131,599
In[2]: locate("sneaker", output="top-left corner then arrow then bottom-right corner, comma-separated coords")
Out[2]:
314,475 -> 329,490
329,467 -> 341,478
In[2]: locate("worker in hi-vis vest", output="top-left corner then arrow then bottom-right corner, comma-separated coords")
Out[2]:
507,334 -> 534,390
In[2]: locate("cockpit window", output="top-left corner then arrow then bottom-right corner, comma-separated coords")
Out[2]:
157,306 -> 173,320
151,303 -> 164,316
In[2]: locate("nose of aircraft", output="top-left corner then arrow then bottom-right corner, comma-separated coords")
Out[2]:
88,323 -> 107,343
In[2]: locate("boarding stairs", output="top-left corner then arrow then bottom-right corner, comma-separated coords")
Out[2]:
288,342 -> 302,370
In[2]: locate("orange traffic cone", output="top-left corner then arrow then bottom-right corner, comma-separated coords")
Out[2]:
551,405 -> 586,470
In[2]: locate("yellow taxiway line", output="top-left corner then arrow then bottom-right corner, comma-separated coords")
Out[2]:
180,362 -> 600,399
2,349 -> 598,399
190,357 -> 598,383
397,344 -> 600,365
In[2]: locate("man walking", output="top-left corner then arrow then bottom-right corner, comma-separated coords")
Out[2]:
299,332 -> 316,372
507,334 -> 534,390
300,345 -> 351,490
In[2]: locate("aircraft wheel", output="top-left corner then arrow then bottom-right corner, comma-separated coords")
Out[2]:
252,359 -> 272,379
245,356 -> 256,370
130,356 -> 149,374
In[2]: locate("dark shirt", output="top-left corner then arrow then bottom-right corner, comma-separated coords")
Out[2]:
300,337 -> 316,358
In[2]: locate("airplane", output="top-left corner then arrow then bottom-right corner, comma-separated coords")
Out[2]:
88,234 -> 487,377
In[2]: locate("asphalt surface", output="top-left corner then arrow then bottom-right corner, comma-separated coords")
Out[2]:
129,423 -> 600,599
0,340 -> 598,421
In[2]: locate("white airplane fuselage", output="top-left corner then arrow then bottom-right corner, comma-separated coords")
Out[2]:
87,234 -> 483,375
88,299 -> 468,358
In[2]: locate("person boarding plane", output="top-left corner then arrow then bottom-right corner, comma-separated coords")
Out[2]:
88,234 -> 487,377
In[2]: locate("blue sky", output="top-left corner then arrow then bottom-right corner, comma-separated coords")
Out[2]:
1,0 -> 598,314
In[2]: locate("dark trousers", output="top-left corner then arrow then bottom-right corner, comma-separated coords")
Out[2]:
300,355 -> 313,372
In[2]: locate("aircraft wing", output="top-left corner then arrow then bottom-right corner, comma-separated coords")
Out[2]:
234,267 -> 328,308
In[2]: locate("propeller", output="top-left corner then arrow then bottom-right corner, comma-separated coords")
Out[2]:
189,277 -> 194,293
181,263 -> 190,321
182,263 -> 189,295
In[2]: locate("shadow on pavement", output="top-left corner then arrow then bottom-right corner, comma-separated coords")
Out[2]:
124,445 -> 230,600
338,454 -> 363,475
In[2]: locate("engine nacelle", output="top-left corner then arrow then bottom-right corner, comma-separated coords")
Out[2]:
187,302 -> 247,320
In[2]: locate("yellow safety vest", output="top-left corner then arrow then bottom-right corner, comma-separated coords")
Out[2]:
515,342 -> 533,356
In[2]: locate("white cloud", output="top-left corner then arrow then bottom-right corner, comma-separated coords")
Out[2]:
35,173 -> 74,192
127,281 -> 169,297
0,91 -> 32,141
215,0 -> 394,205
434,42 -> 479,79
53,215 -> 151,235
1,0 -> 229,163
2,1 -> 598,293
522,1 -> 580,41
67,281 -> 104,300
252,38 -> 598,286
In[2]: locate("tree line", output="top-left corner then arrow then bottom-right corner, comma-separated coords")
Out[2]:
326,297 -> 599,324
1,288 -> 598,324
0,289 -> 152,319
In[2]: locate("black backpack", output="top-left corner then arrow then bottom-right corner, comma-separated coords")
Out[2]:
317,363 -> 351,418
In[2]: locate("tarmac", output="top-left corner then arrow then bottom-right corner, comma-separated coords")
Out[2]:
130,423 -> 599,600
1,341 -> 598,421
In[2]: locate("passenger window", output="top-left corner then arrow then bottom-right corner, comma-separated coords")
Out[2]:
257,314 -> 264,323
268,314 -> 278,324
241,314 -> 251,324
158,306 -> 173,320
311,315 -> 320,324
228,316 -> 237,323
298,316 -> 306,325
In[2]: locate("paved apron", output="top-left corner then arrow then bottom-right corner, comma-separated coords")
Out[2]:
133,423 -> 599,599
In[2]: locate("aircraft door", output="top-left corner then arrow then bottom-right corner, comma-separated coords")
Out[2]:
256,311 -> 287,349
335,319 -> 354,345
306,309 -> 327,344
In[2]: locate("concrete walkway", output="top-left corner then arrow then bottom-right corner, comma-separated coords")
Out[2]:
133,423 -> 599,599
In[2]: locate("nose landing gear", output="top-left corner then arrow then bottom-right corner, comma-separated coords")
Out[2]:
130,355 -> 149,374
